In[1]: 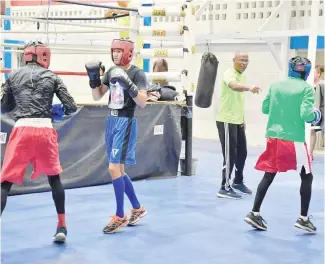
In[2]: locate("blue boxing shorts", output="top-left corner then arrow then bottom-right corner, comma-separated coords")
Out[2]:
105,115 -> 137,165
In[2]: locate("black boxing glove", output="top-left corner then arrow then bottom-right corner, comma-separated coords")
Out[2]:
108,66 -> 139,98
85,60 -> 105,89
306,108 -> 322,125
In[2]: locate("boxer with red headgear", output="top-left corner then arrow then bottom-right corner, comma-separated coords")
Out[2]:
85,38 -> 155,234
1,40 -> 77,243
23,40 -> 51,68
110,38 -> 134,66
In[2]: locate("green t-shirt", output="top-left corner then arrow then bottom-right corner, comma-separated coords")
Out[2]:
263,77 -> 315,142
216,68 -> 246,124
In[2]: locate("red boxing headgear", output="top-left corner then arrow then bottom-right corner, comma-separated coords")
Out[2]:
23,41 -> 51,69
111,39 -> 134,66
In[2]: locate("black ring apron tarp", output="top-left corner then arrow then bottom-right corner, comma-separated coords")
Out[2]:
1,104 -> 182,195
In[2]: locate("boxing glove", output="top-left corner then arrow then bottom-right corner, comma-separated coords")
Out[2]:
312,109 -> 322,125
85,60 -> 105,89
107,66 -> 139,98
306,109 -> 322,125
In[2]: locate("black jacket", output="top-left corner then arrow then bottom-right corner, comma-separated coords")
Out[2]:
1,63 -> 77,121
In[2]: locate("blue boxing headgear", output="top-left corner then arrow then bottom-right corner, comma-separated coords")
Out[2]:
288,56 -> 312,81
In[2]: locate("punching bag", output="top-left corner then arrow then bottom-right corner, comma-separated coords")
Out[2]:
194,52 -> 219,108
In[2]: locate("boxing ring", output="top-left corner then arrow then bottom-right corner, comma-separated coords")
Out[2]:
0,0 -> 198,194
1,103 -> 185,195
1,1 -> 324,264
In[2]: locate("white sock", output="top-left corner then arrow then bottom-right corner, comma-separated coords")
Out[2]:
252,211 -> 260,216
300,215 -> 308,221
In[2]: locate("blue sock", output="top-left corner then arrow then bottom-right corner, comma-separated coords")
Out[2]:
123,174 -> 141,209
112,177 -> 125,218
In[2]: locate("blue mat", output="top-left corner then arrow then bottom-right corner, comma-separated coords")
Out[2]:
1,139 -> 324,264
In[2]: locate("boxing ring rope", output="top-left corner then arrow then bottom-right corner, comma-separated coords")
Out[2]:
0,68 -> 184,82
34,14 -> 130,21
1,50 -> 110,55
1,30 -> 132,34
0,69 -> 87,76
1,43 -> 111,53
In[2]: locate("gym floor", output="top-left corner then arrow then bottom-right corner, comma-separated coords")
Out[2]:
1,139 -> 324,264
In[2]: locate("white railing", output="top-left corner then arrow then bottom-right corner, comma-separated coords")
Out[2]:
7,1 -> 324,33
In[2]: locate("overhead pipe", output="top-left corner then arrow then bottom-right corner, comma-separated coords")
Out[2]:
0,15 -> 134,32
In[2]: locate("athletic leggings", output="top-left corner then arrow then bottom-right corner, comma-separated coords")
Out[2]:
1,175 -> 65,215
252,166 -> 313,216
216,121 -> 247,187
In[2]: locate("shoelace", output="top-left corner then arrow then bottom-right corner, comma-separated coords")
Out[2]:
107,216 -> 125,227
304,215 -> 314,226
260,216 -> 267,225
131,209 -> 142,219
255,214 -> 267,225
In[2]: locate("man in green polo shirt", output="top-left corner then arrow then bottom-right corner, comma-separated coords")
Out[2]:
216,52 -> 261,199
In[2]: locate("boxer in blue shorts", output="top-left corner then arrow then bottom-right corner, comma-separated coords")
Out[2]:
85,38 -> 152,234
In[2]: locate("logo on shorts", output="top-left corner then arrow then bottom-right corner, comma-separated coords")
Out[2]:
0,132 -> 7,144
112,149 -> 119,158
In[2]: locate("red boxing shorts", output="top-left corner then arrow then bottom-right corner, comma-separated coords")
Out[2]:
1,118 -> 63,184
255,138 -> 311,174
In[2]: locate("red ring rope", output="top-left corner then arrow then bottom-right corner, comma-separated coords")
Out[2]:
1,69 -> 88,76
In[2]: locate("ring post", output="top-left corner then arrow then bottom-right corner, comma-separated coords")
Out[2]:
184,91 -> 193,176
182,0 -> 196,176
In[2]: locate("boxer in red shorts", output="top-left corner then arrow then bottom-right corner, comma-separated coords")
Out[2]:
244,56 -> 320,233
0,41 -> 77,243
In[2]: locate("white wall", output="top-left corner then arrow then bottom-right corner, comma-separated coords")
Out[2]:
163,48 -> 296,147
4,0 -> 325,147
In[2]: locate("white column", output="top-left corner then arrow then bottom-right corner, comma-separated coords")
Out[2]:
305,0 -> 320,150
183,1 -> 196,94
280,1 -> 290,78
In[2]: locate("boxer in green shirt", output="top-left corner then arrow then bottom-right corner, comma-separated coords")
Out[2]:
245,56 -> 321,233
